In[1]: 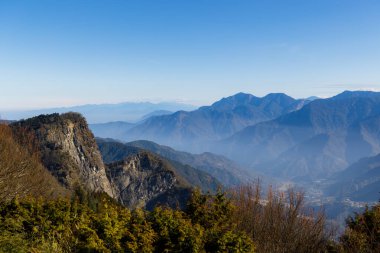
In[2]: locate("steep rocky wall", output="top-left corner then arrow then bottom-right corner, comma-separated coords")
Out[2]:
11,113 -> 114,197
107,151 -> 191,209
10,113 -> 194,209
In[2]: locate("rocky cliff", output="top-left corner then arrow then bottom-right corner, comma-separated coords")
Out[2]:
9,113 -> 197,210
11,113 -> 114,197
106,151 -> 191,209
97,138 -> 221,193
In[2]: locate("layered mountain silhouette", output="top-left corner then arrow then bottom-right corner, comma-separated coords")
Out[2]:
121,92 -> 308,152
2,102 -> 195,123
221,91 -> 380,181
85,90 -> 380,188
90,121 -> 135,140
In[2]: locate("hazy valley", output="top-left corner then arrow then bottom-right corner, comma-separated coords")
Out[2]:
84,91 -> 380,231
3,91 -> 379,214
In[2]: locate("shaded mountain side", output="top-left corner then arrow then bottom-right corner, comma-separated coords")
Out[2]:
126,140 -> 252,187
122,93 -> 308,152
97,138 -> 221,193
220,91 -> 380,180
90,121 -> 135,140
325,153 -> 380,202
139,110 -> 173,121
11,113 -> 114,197
0,124 -> 68,201
96,138 -> 141,163
106,151 -> 192,210
255,133 -> 349,181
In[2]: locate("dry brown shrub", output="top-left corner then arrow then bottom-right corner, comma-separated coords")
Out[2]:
231,181 -> 334,253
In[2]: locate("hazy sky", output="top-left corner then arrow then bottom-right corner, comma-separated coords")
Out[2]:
1,0 -> 380,109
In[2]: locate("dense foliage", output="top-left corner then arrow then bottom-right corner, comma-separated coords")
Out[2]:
0,191 -> 254,253
338,204 -> 380,252
1,181 -> 380,252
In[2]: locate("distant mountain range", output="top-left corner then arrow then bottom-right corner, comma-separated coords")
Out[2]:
98,93 -> 310,152
90,121 -> 135,140
5,90 -> 380,211
221,91 -> 380,181
88,91 -> 380,186
4,90 -> 380,226
1,101 -> 196,124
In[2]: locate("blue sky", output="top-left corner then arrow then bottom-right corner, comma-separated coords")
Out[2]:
1,0 -> 380,109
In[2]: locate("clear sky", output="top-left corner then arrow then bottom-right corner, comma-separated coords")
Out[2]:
1,0 -> 380,109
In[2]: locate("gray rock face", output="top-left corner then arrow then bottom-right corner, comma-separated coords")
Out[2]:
11,113 -> 192,209
11,113 -> 114,197
124,139 -> 250,187
106,151 -> 189,209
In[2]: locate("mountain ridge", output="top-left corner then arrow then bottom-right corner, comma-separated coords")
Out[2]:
8,113 -> 214,210
96,138 -> 222,193
121,92 -> 309,152
2,101 -> 196,124
124,139 -> 252,187
220,91 -> 380,180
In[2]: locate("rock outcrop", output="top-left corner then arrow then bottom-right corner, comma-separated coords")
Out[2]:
106,151 -> 191,209
11,113 -> 114,197
10,113 -> 199,209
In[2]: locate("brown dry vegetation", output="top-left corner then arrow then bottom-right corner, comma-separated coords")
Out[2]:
231,182 -> 334,253
0,124 -> 67,201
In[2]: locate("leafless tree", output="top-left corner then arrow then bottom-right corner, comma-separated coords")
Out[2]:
231,181 -> 334,253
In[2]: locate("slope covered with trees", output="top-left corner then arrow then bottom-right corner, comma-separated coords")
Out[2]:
0,190 -> 254,253
0,124 -> 67,201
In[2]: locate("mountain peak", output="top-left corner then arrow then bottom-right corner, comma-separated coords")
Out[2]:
11,113 -> 114,197
263,92 -> 292,99
333,90 -> 380,100
211,92 -> 296,110
262,93 -> 296,103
